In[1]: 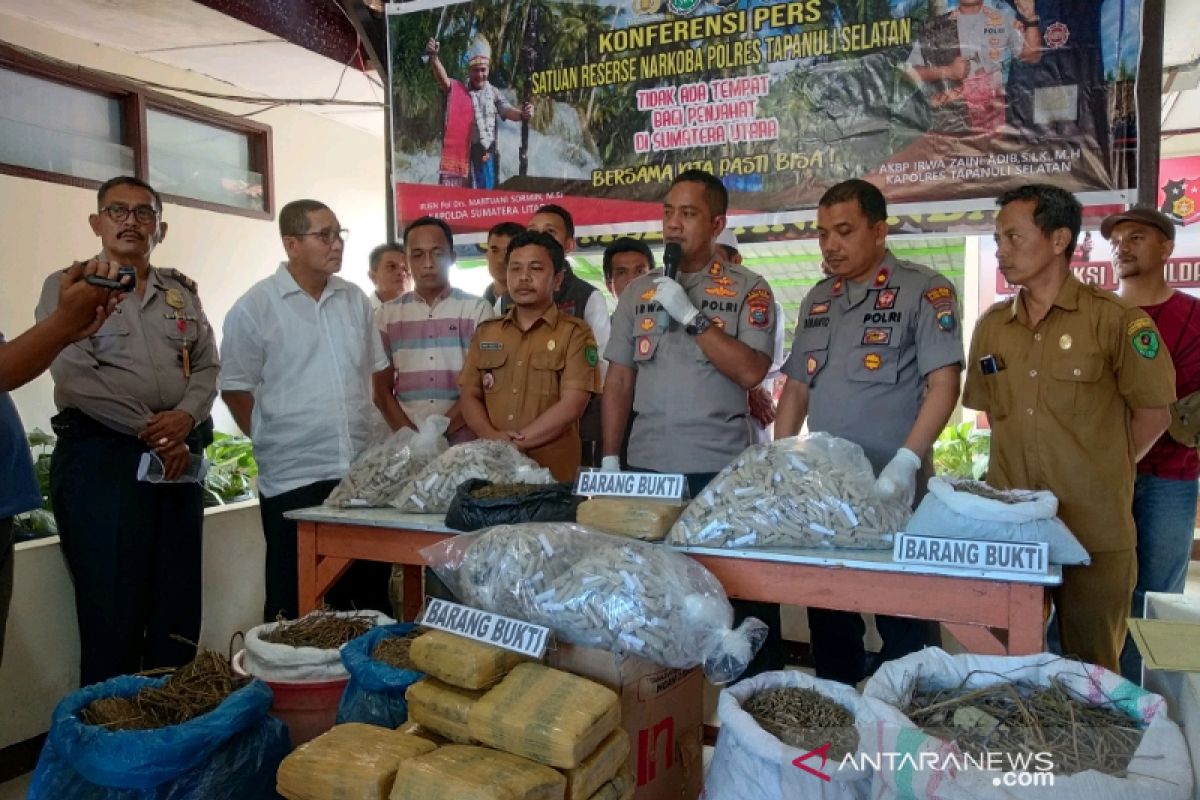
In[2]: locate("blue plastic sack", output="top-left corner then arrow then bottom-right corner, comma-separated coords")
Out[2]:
29,674 -> 289,799
335,623 -> 424,728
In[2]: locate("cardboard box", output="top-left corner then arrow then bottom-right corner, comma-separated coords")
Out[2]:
548,643 -> 702,800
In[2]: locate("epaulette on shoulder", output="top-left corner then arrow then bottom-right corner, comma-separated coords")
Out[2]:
160,268 -> 198,294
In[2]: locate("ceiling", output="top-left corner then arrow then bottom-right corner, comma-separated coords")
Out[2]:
1,0 -> 1198,147
0,0 -> 386,136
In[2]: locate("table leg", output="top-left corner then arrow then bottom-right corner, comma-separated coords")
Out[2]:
1005,582 -> 1046,655
402,564 -> 424,621
297,520 -> 318,615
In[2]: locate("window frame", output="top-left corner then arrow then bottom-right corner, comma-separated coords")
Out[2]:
0,42 -> 273,220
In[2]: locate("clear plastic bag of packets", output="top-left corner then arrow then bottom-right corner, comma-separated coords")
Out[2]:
666,433 -> 910,550
421,523 -> 768,684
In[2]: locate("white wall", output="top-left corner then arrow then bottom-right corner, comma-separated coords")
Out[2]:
0,502 -> 267,748
0,13 -> 387,436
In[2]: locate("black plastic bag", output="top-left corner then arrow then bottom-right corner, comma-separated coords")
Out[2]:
444,479 -> 580,531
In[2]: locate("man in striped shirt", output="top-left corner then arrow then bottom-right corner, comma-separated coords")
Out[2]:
1107,207 -> 1200,682
373,216 -> 494,443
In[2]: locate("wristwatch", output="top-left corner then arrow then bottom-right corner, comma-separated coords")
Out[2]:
1017,14 -> 1040,27
685,313 -> 712,336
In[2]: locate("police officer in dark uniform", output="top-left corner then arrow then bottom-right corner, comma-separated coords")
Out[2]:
36,176 -> 218,686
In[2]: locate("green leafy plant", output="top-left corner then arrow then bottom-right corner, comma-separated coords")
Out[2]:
932,421 -> 990,480
203,432 -> 258,507
14,428 -> 56,538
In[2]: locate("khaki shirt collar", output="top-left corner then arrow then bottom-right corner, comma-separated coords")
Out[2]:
1009,274 -> 1081,325
500,302 -> 559,330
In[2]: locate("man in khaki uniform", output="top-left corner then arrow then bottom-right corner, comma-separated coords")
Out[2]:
36,176 -> 218,685
964,184 -> 1175,671
460,230 -> 599,482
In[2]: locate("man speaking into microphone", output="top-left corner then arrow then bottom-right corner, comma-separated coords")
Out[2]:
601,169 -> 782,674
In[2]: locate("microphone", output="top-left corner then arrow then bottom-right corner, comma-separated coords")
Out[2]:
662,242 -> 682,281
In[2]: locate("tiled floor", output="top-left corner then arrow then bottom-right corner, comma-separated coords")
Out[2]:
4,565 -> 1198,799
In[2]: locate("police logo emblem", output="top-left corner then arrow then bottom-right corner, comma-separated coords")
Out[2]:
863,353 -> 882,371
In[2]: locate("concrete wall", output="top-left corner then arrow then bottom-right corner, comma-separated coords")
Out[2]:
0,13 -> 387,437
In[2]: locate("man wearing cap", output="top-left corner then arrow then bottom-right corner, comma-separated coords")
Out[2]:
1105,207 -> 1200,682
717,228 -> 786,444
965,185 -> 1175,672
425,35 -> 533,189
776,179 -> 963,685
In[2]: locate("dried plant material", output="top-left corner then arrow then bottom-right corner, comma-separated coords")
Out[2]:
405,678 -> 485,744
277,723 -> 436,800
371,629 -> 422,670
263,610 -> 375,649
945,479 -> 1034,505
468,663 -> 621,769
743,688 -> 859,760
80,650 -> 248,731
576,498 -> 682,541
409,630 -> 527,690
903,677 -> 1144,776
470,482 -> 549,500
560,729 -> 630,800
389,745 -> 566,800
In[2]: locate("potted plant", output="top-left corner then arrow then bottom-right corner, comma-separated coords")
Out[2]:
13,428 -> 57,541
931,420 -> 990,480
203,432 -> 258,507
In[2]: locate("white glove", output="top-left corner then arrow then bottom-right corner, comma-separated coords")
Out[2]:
600,455 -> 621,472
873,447 -> 921,506
652,277 -> 699,325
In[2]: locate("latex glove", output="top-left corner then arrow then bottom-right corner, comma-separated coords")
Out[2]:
873,447 -> 921,506
652,276 -> 699,326
600,455 -> 621,472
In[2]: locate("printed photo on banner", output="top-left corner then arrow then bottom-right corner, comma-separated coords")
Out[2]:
387,0 -> 1144,237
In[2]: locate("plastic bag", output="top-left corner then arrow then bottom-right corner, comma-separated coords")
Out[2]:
391,439 -> 554,513
29,675 -> 288,799
335,623 -> 424,728
422,523 -> 767,683
444,479 -> 581,531
906,477 -> 1091,565
242,609 -> 395,682
705,670 -> 905,800
862,647 -> 1194,800
324,415 -> 449,507
667,434 -> 909,550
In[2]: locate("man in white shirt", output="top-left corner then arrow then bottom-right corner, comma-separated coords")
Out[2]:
372,216 -> 494,444
221,199 -> 392,620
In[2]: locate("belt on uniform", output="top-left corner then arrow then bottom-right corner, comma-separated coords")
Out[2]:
51,408 -> 214,454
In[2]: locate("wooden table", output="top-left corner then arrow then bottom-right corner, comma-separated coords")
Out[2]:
288,506 -> 1062,656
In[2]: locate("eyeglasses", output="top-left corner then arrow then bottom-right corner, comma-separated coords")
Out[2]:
100,204 -> 159,224
291,228 -> 349,245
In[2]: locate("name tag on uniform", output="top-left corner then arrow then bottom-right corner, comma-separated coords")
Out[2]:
479,341 -> 503,350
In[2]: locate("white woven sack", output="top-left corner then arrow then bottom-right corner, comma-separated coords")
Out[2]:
908,479 -> 1090,565
242,609 -> 395,682
703,670 -> 908,800
926,478 -> 1057,522
861,647 -> 1193,800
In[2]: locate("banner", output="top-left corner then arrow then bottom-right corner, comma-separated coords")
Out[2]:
387,0 -> 1142,238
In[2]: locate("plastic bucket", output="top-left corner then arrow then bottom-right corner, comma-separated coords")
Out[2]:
232,649 -> 348,749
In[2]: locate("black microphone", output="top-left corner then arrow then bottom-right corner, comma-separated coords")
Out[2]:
662,242 -> 682,281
